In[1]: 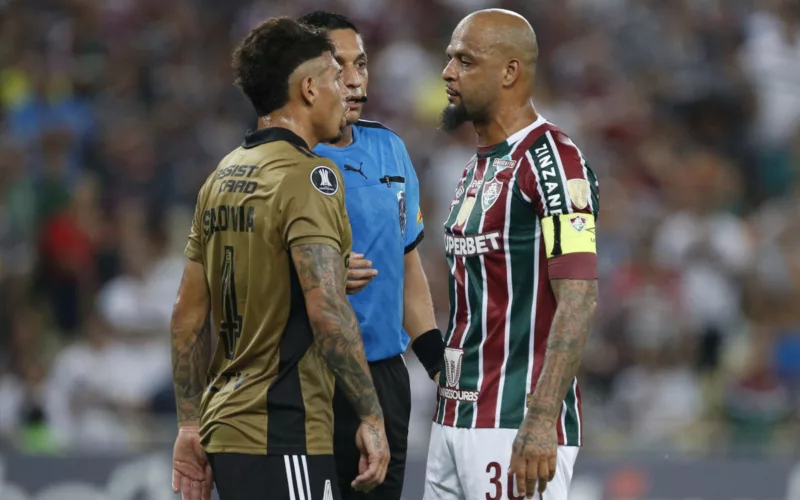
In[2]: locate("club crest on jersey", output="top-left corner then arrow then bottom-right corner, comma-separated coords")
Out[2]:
443,348 -> 464,387
397,190 -> 407,237
569,214 -> 587,232
310,166 -> 338,195
481,178 -> 503,211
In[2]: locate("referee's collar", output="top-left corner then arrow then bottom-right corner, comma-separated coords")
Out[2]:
242,127 -> 309,150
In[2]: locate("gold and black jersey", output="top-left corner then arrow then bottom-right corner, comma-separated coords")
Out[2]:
185,127 -> 352,456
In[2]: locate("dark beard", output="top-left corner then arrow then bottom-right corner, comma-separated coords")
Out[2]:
441,103 -> 469,133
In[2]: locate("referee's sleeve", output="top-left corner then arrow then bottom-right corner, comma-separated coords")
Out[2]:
278,159 -> 348,251
400,145 -> 424,253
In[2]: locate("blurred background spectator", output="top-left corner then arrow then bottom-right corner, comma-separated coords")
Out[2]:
0,0 -> 798,464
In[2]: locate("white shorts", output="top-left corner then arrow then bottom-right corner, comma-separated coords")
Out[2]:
423,422 -> 579,500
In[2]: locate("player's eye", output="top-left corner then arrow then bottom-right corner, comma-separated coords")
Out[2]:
460,58 -> 471,67
356,61 -> 367,70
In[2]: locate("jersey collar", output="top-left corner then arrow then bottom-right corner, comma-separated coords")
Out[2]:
242,127 -> 309,150
476,113 -> 548,157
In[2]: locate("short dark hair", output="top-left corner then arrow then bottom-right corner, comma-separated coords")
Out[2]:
298,11 -> 359,33
232,17 -> 334,116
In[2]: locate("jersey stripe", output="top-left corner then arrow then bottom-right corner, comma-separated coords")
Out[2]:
564,382 -> 578,444
525,151 -> 547,215
436,166 -> 472,424
576,382 -> 583,445
474,158 -> 513,427
494,146 -> 530,427
458,159 -> 488,427
441,162 -> 481,426
545,131 -> 573,214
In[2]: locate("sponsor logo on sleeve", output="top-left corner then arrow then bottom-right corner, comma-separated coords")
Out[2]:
567,178 -> 590,210
417,207 -> 423,224
310,166 -> 339,195
398,190 -> 407,236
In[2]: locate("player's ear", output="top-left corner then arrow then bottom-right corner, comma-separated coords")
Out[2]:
502,59 -> 521,88
300,75 -> 317,106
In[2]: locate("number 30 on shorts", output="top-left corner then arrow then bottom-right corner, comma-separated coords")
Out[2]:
486,462 -> 523,500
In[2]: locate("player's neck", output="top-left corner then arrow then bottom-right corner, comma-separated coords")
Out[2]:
474,100 -> 539,148
326,124 -> 355,147
257,112 -> 319,150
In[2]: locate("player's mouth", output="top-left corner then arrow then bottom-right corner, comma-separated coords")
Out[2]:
346,96 -> 365,110
446,87 -> 460,102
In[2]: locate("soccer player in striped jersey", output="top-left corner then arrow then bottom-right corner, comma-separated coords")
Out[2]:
423,9 -> 599,500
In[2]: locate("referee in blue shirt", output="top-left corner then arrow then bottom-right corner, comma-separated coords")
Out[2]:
300,12 -> 445,500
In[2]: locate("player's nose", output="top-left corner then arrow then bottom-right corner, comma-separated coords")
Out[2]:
342,65 -> 362,88
442,60 -> 457,82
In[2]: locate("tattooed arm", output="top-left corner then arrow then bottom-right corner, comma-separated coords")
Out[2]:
291,243 -> 389,491
170,258 -> 212,427
526,278 -> 597,421
291,243 -> 383,422
509,278 -> 597,496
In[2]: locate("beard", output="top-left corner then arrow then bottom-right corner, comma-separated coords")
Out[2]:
441,102 -> 470,134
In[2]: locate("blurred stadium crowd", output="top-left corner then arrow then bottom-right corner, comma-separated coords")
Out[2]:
0,0 -> 799,461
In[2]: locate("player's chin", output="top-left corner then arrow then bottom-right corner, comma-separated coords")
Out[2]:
344,108 -> 362,125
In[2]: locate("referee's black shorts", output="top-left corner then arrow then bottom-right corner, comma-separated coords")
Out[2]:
208,453 -> 341,500
333,354 -> 411,500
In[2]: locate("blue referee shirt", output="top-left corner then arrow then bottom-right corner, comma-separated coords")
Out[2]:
314,120 -> 424,362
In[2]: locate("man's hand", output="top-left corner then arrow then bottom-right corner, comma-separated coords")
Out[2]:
508,412 -> 557,498
352,417 -> 390,492
172,427 -> 213,500
347,252 -> 377,294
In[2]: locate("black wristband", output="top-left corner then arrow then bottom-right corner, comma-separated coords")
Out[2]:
412,329 -> 445,380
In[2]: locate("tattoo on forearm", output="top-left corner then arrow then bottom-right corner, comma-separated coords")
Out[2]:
292,244 -> 383,422
171,315 -> 212,424
527,279 -> 597,423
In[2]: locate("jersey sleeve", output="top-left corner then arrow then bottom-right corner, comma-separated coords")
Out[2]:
185,182 -> 207,262
399,142 -> 424,253
517,129 -> 600,280
278,159 -> 348,251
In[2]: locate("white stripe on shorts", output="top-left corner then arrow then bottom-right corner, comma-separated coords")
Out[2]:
284,455 -> 297,500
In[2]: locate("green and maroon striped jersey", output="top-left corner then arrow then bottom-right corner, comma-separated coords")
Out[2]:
435,116 -> 599,447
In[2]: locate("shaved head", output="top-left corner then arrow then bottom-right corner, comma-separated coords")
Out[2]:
441,9 -> 539,133
455,9 -> 538,71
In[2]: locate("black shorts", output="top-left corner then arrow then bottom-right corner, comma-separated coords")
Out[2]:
333,354 -> 411,500
208,453 -> 341,500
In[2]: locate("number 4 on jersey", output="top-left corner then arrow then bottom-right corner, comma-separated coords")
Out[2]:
221,246 -> 243,360
323,479 -> 334,500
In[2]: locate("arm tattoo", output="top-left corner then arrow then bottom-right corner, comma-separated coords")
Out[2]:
292,243 -> 383,422
171,314 -> 212,425
526,279 -> 597,424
